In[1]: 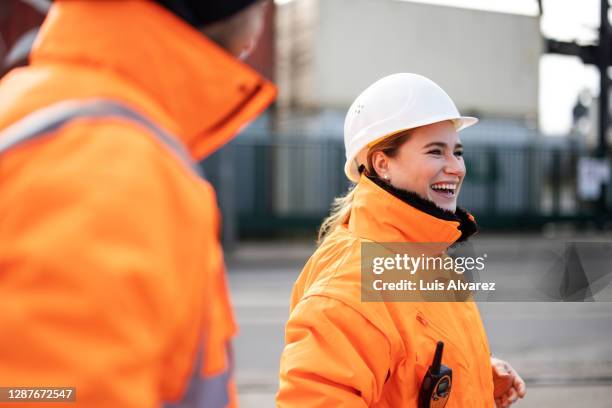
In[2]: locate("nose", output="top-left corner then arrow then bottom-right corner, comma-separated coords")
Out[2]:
444,153 -> 465,177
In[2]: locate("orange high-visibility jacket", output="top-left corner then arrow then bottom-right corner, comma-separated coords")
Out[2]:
0,1 -> 275,407
277,175 -> 494,407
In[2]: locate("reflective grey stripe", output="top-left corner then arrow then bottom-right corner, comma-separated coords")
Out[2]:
164,347 -> 231,408
196,370 -> 231,408
0,99 -> 203,178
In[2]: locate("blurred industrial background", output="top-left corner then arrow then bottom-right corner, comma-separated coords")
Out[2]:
2,0 -> 612,406
209,0 -> 612,244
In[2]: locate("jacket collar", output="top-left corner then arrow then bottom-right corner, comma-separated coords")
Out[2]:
348,175 -> 478,245
31,0 -> 276,159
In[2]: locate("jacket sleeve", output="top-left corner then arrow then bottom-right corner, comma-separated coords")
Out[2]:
0,122 -> 216,407
277,294 -> 392,407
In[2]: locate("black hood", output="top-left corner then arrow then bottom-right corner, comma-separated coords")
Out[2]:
154,0 -> 260,27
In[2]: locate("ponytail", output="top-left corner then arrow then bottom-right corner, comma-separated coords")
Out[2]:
317,185 -> 357,245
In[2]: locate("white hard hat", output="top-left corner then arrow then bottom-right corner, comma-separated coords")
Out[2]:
343,73 -> 477,182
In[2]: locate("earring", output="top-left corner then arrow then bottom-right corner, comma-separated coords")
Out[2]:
384,174 -> 390,181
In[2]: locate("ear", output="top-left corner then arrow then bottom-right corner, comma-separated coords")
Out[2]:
371,150 -> 390,177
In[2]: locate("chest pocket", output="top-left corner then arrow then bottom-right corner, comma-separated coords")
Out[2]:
412,310 -> 473,407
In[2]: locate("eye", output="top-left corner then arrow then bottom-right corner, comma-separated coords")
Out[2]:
427,149 -> 443,155
454,150 -> 464,157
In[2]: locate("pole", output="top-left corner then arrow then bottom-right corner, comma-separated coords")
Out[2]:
598,0 -> 610,158
598,0 -> 610,213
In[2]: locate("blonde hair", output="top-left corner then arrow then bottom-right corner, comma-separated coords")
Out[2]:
317,186 -> 357,244
317,130 -> 412,244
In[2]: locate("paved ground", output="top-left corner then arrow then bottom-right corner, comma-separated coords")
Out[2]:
226,234 -> 612,407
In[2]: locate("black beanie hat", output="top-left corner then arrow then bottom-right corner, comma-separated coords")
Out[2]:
154,0 -> 261,27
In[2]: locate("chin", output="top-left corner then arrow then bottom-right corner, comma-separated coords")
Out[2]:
436,202 -> 457,213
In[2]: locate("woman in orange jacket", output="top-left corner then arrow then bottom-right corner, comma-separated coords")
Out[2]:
277,73 -> 526,407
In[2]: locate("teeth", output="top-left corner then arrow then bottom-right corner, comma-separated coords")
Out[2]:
431,183 -> 456,191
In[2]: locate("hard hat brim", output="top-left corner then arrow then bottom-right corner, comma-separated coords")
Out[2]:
344,115 -> 478,182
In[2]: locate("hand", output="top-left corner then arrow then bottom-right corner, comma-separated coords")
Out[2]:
491,357 -> 526,408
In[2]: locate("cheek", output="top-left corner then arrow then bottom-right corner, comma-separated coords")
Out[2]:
390,156 -> 440,192
247,9 -> 266,41
409,156 -> 442,183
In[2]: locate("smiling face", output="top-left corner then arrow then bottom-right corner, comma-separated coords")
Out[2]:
369,120 -> 466,212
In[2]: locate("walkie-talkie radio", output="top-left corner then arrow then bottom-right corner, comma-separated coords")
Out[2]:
418,341 -> 452,408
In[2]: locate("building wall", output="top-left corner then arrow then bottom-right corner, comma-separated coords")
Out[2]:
277,0 -> 541,120
275,0 -> 318,109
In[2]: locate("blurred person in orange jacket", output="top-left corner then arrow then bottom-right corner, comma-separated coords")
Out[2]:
277,73 -> 525,408
0,1 -> 275,407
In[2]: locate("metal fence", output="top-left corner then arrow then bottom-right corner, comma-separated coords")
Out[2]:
202,137 -> 612,239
